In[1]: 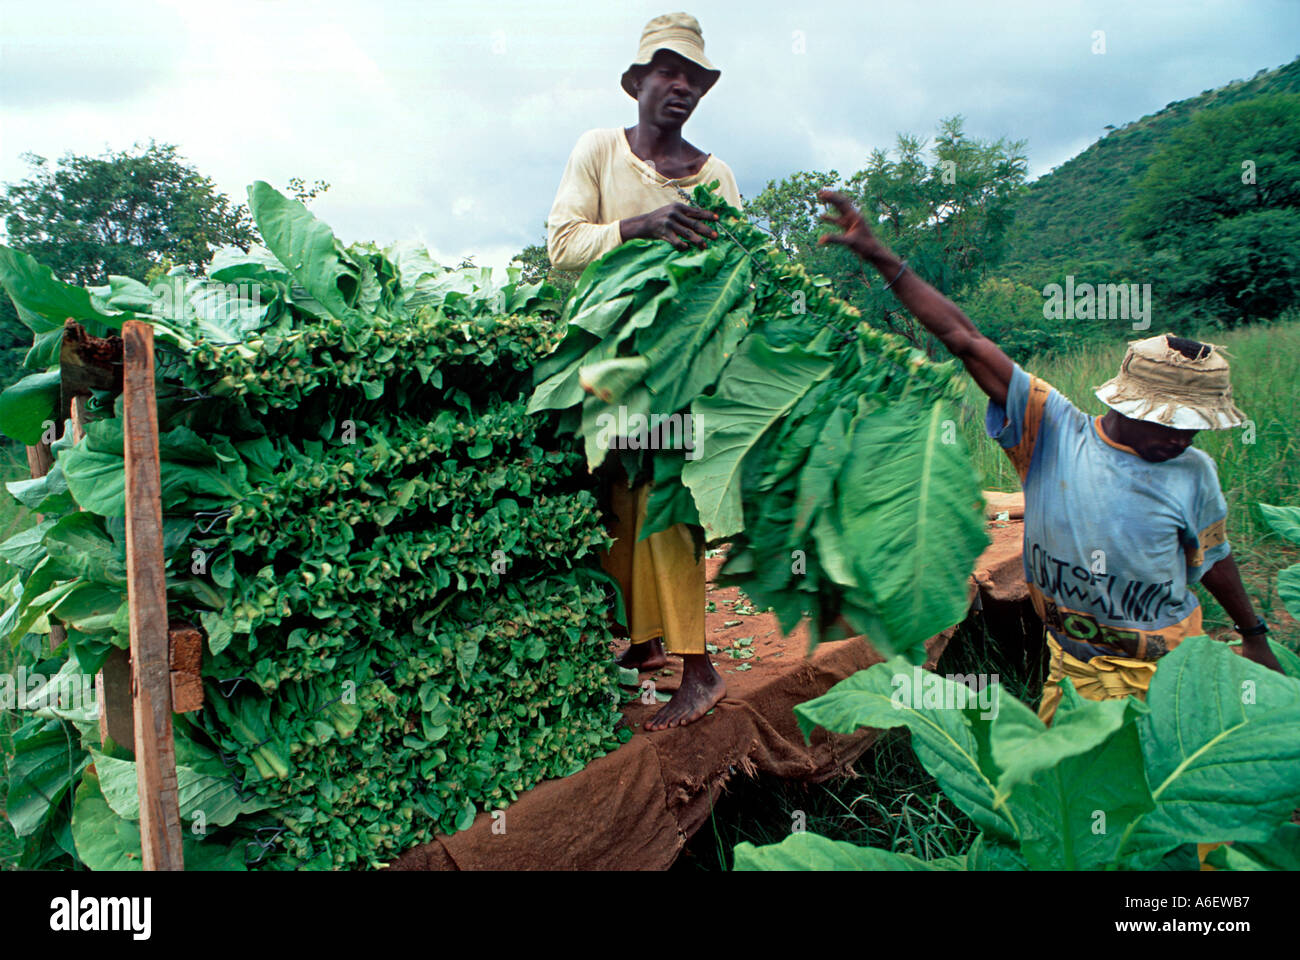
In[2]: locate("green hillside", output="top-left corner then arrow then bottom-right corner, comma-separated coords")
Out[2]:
1001,56 -> 1300,277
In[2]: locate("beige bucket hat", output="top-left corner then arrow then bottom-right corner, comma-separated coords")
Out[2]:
620,12 -> 720,99
1094,333 -> 1247,430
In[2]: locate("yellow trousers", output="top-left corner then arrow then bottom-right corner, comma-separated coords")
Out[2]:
1037,634 -> 1156,725
598,476 -> 705,655
1038,633 -> 1220,869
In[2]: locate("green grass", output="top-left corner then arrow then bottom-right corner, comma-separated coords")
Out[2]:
671,730 -> 979,872
0,439 -> 33,870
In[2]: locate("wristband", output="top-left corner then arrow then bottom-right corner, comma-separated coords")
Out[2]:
883,260 -> 909,290
1235,619 -> 1269,638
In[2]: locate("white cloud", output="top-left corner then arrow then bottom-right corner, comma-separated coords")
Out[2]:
1,0 -> 1296,266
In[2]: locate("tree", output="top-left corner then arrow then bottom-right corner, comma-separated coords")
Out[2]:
284,177 -> 331,205
1123,94 -> 1300,327
0,141 -> 258,286
511,225 -> 579,298
0,143 -> 328,386
745,117 -> 1028,355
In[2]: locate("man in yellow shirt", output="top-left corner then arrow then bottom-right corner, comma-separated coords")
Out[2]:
546,13 -> 740,729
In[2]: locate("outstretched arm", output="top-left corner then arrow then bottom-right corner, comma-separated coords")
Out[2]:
816,189 -> 1015,409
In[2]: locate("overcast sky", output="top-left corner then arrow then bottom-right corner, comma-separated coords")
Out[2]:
2,0 -> 1297,270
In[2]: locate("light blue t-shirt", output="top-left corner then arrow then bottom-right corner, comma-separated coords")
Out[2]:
986,363 -> 1230,661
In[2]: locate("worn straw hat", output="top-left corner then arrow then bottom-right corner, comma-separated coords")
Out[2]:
1093,333 -> 1247,430
620,12 -> 720,99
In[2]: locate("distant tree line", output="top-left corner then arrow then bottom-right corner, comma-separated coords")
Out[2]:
3,90 -> 1297,388
0,141 -> 327,387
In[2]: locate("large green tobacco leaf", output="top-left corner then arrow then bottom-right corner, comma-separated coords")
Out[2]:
209,244 -> 293,289
48,582 -> 123,634
682,336 -> 834,539
965,834 -> 1029,871
149,274 -> 271,345
0,517 -> 57,571
565,239 -> 680,323
0,244 -> 123,333
1277,566 -> 1300,622
384,242 -> 555,317
1115,635 -> 1300,867
248,181 -> 361,321
1269,638 -> 1300,679
62,418 -> 250,516
43,511 -> 126,584
578,355 -> 649,405
734,831 -> 966,870
91,748 -> 272,827
6,461 -> 72,514
791,401 -> 851,537
991,683 -> 1154,870
580,383 -> 654,470
529,244 -> 718,416
1259,503 -> 1300,545
1261,505 -> 1300,619
0,369 -> 60,445
1204,823 -> 1300,871
59,418 -> 125,514
4,722 -> 90,837
774,641 -> 1300,872
637,244 -> 752,414
71,768 -> 246,871
641,452 -> 700,539
3,557 -> 77,643
794,659 -> 1018,842
825,398 -> 988,658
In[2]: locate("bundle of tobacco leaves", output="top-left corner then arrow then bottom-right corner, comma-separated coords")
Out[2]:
0,184 -> 628,870
529,184 -> 989,659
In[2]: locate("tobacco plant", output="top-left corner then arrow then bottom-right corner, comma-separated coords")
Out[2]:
735,636 -> 1300,871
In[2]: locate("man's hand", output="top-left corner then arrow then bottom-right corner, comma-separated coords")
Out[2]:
1241,635 -> 1286,673
813,189 -> 1014,407
621,203 -> 719,250
1201,554 -> 1287,675
816,189 -> 887,263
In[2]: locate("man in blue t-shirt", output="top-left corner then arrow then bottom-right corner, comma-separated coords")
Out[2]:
816,189 -> 1284,722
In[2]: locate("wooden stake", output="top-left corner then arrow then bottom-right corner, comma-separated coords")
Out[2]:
122,320 -> 184,871
98,648 -> 134,749
24,441 -> 52,479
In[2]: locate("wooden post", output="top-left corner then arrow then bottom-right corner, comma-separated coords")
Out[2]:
122,320 -> 184,871
24,442 -> 53,480
97,649 -> 135,749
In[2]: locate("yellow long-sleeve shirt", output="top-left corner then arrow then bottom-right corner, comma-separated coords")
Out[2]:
546,127 -> 742,272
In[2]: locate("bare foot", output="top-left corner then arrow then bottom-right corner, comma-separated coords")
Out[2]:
617,638 -> 668,671
644,653 -> 725,730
